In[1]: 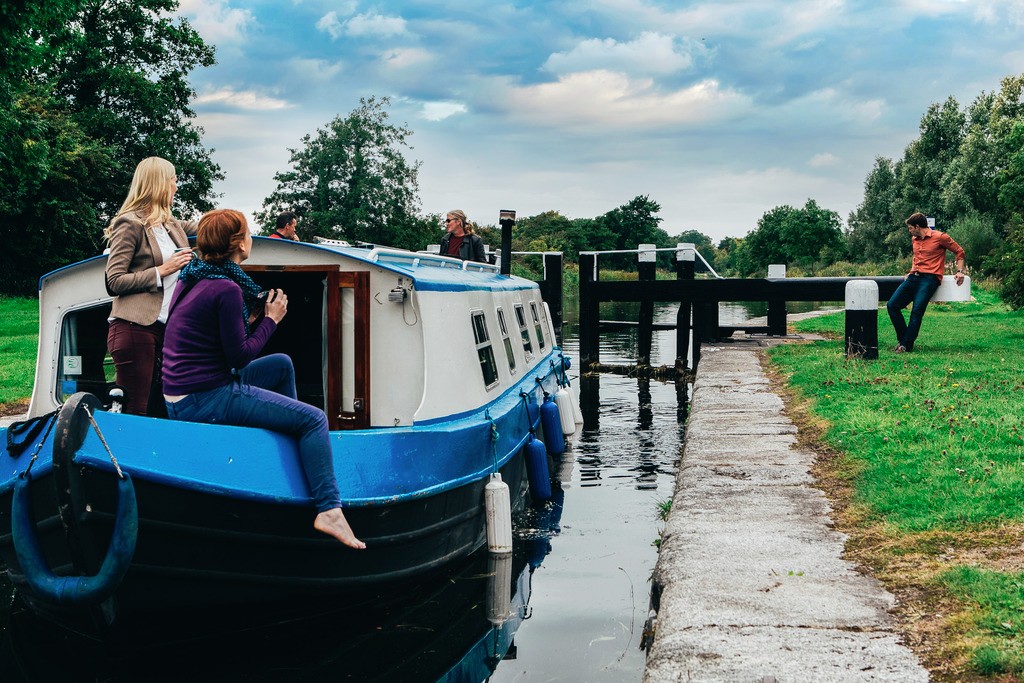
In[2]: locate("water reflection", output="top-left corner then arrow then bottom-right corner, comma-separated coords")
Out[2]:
0,538 -> 545,683
0,300 -> 719,683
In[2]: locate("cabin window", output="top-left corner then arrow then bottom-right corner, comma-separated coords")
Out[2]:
514,303 -> 533,358
471,311 -> 499,389
496,307 -> 516,374
530,301 -> 546,351
56,303 -> 117,403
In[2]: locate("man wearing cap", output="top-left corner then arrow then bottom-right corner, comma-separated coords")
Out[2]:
886,212 -> 966,353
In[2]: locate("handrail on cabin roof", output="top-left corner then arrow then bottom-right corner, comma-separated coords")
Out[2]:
370,247 -> 500,273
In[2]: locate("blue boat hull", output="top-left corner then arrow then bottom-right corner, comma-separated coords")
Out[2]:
0,353 -> 563,618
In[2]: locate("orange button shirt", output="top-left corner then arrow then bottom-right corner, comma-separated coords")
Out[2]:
910,229 -> 965,276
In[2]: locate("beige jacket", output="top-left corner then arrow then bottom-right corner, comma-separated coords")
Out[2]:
105,210 -> 198,325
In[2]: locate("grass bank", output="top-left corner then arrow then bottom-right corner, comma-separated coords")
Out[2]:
0,296 -> 37,409
766,287 -> 1024,680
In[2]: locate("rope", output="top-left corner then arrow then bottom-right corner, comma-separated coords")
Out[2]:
17,411 -> 60,479
7,410 -> 58,458
82,405 -> 125,480
485,409 -> 499,473
519,391 -> 534,434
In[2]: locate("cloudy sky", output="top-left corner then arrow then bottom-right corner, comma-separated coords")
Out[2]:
176,0 -> 1024,242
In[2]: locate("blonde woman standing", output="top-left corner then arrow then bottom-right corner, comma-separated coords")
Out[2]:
104,156 -> 197,416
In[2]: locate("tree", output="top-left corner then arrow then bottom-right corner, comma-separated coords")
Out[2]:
943,75 -> 1024,230
601,195 -> 671,252
847,157 -> 901,261
512,211 -> 574,254
257,97 -> 429,251
992,215 -> 1024,309
44,0 -> 221,221
0,0 -> 221,295
896,97 -> 966,223
567,217 -> 616,256
744,200 -> 843,275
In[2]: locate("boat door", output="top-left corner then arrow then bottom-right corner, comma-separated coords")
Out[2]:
327,271 -> 370,430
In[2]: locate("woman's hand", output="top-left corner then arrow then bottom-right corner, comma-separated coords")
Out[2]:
264,289 -> 288,323
158,248 -> 193,277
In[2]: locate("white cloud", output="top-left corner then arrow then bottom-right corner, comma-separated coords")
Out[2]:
286,58 -> 344,83
318,10 -> 407,39
177,0 -> 254,43
421,101 -> 467,121
809,152 -> 839,167
381,47 -> 433,69
316,11 -> 344,40
194,88 -> 292,111
544,32 -> 695,76
854,98 -> 885,122
346,13 -> 408,37
490,70 -> 750,129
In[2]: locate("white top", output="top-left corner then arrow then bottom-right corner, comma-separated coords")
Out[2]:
153,225 -> 180,324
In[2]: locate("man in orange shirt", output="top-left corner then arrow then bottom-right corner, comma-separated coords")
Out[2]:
886,212 -> 966,353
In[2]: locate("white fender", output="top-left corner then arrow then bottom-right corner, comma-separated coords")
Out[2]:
554,387 -> 576,436
484,473 -> 512,554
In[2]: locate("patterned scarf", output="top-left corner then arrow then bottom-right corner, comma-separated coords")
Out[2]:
178,258 -> 263,335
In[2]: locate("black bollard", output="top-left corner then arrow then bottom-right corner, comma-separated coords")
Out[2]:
675,243 -> 695,371
637,244 -> 656,364
543,252 -> 563,344
844,280 -> 879,360
578,252 -> 600,369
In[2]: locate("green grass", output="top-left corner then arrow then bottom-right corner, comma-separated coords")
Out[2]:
938,566 -> 1024,675
0,296 -> 38,406
772,287 -> 1024,531
767,286 -> 1024,675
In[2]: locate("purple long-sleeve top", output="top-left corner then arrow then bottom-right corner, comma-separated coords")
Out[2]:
162,278 -> 277,395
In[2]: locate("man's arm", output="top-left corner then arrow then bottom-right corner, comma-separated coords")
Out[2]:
945,234 -> 967,285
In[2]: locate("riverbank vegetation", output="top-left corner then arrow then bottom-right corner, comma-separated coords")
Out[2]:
766,286 -> 1024,679
5,3 -> 1024,310
0,297 -> 38,409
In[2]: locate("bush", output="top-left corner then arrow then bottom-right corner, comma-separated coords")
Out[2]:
991,216 -> 1024,309
949,212 -> 1001,275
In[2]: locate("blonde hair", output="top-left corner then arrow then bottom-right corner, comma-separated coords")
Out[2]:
104,157 -> 177,241
446,209 -> 475,235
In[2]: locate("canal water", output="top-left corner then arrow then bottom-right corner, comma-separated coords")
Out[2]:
0,300 -> 791,682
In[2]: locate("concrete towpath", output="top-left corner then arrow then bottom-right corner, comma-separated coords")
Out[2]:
643,340 -> 928,682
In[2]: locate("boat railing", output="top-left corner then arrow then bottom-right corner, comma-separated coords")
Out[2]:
374,248 -> 500,273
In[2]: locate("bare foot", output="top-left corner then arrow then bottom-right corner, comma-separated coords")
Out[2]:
314,508 -> 366,549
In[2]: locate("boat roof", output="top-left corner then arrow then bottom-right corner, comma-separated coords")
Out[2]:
39,238 -> 539,294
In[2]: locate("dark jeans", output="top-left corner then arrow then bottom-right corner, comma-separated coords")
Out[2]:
165,354 -> 342,513
107,319 -> 166,417
886,273 -> 941,352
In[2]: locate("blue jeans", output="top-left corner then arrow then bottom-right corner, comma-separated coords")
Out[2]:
886,273 -> 941,352
165,354 -> 341,512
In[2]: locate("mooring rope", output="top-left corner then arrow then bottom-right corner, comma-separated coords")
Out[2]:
82,404 -> 125,480
17,410 -> 60,479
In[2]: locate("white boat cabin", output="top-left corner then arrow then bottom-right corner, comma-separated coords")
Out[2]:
31,238 -> 557,429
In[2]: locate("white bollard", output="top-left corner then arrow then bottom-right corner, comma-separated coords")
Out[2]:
845,280 -> 879,359
931,275 -> 971,302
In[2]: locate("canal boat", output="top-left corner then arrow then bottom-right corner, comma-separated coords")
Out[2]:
0,237 -> 571,622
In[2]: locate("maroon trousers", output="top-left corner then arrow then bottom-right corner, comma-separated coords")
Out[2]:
106,319 -> 167,417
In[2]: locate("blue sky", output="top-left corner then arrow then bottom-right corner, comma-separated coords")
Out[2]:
176,0 -> 1024,241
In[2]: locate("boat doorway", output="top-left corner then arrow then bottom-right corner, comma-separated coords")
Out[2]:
243,265 -> 370,430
